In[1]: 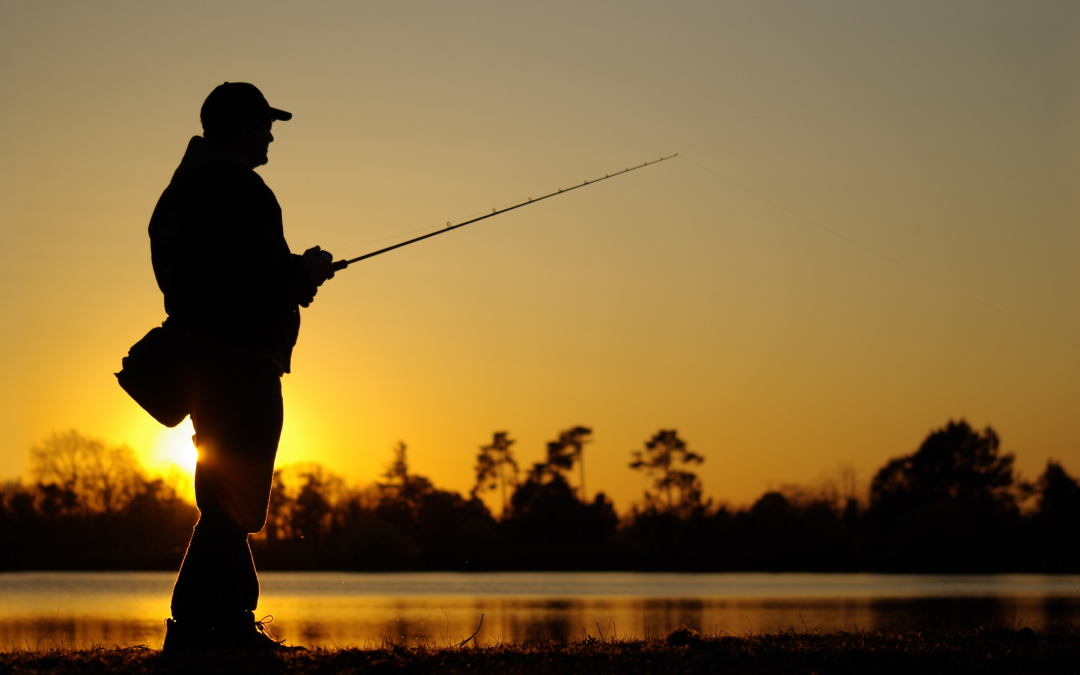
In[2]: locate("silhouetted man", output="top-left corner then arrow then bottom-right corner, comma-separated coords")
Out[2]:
149,83 -> 334,651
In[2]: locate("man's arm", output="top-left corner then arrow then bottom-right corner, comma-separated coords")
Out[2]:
210,168 -> 334,309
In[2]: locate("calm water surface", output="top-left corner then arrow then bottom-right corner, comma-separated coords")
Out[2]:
2,572 -> 1078,649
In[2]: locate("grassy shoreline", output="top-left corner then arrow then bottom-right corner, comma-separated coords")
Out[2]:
3,626 -> 1079,674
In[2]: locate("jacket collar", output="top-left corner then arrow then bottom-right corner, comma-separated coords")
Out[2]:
171,136 -> 250,185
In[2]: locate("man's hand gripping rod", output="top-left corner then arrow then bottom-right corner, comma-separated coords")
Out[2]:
330,154 -> 678,271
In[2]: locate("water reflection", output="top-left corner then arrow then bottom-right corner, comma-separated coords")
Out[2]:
1,572 -> 1078,649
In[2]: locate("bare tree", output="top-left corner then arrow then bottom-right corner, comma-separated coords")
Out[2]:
30,430 -> 144,514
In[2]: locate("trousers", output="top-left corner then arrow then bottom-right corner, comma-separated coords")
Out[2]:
170,353 -> 283,623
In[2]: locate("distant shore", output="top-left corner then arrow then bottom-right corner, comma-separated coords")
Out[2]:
3,627 -> 1077,675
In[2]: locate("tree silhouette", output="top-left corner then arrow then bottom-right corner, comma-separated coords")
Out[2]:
507,471 -> 617,548
630,429 -> 707,517
2,430 -> 198,570
371,442 -> 495,567
865,420 -> 1022,572
500,426 -> 616,554
381,441 -> 410,492
472,431 -> 519,518
1036,460 -> 1080,518
9,421 -> 1080,573
1031,460 -> 1080,570
291,471 -> 333,543
529,426 -> 591,501
30,430 -> 144,515
376,442 -> 450,536
869,420 -> 1018,517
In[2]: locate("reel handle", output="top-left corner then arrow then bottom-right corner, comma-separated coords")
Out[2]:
317,249 -> 350,271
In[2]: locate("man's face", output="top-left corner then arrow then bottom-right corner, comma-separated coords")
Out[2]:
238,118 -> 274,168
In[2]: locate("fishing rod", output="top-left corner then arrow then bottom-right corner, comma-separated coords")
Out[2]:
331,153 -> 678,271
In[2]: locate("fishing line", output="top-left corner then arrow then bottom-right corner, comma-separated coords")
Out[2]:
680,155 -> 1077,351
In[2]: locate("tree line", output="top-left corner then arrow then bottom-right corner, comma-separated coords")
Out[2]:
2,420 -> 1078,572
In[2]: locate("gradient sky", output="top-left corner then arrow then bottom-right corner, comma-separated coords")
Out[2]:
2,1 -> 1079,510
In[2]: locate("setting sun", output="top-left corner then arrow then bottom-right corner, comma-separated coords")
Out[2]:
148,419 -> 198,477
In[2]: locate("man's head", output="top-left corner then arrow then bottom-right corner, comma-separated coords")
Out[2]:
200,82 -> 292,168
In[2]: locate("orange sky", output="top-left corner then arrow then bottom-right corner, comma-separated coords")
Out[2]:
3,1 -> 1079,510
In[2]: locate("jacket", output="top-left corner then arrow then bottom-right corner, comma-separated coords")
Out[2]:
148,136 -> 312,374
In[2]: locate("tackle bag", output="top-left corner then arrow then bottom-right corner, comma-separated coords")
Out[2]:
115,320 -> 190,427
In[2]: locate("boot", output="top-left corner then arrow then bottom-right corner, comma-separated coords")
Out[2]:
162,612 -> 304,652
217,611 -> 305,651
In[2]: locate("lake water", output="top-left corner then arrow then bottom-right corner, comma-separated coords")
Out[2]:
2,572 -> 1078,649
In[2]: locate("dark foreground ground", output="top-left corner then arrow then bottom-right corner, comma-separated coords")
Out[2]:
3,626 -> 1078,674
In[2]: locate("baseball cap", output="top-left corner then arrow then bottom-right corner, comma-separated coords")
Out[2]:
200,82 -> 292,128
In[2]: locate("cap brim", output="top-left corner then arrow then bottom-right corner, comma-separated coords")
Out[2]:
270,107 -> 292,121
